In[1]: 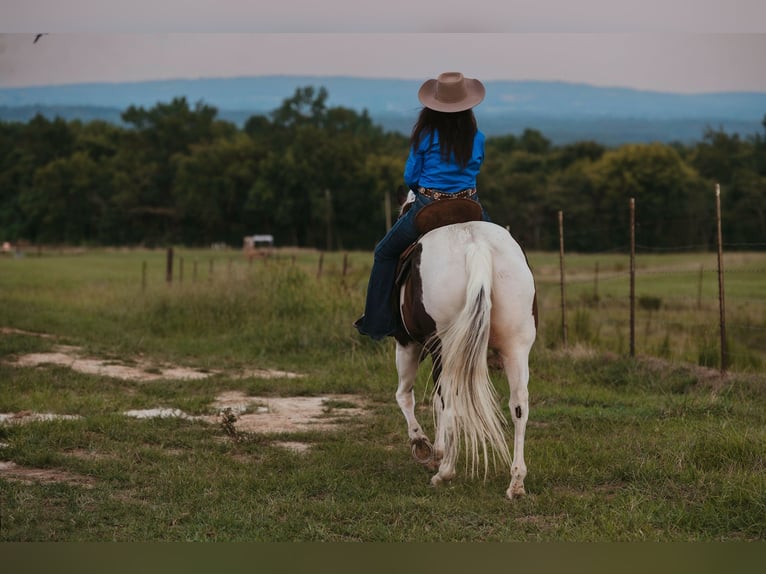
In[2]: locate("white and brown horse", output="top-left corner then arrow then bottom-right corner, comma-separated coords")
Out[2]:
393,194 -> 537,499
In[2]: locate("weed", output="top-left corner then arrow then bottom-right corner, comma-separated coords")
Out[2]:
218,408 -> 243,443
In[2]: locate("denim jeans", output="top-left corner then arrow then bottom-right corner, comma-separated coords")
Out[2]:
355,193 -> 491,340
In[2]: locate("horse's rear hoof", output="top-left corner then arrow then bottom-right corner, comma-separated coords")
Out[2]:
410,437 -> 433,465
506,484 -> 526,500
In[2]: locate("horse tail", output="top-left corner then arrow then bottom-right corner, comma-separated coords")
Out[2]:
433,238 -> 512,479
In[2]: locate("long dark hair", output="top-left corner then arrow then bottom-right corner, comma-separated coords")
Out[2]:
409,108 -> 478,168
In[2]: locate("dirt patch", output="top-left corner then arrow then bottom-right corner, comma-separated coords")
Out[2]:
9,346 -> 212,381
0,460 -> 95,487
123,408 -> 201,420
6,344 -> 304,382
1,393 -> 366,438
208,391 -> 366,434
0,412 -> 82,424
0,327 -> 55,338
273,441 -> 312,454
2,329 -> 362,445
235,369 -> 305,380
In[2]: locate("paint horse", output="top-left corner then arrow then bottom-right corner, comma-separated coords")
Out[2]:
393,194 -> 537,499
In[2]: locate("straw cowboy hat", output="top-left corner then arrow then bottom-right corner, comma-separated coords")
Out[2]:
418,72 -> 485,113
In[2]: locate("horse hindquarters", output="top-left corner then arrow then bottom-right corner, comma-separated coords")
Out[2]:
430,238 -> 512,486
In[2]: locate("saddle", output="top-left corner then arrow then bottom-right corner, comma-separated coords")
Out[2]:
395,198 -> 483,290
414,197 -> 483,235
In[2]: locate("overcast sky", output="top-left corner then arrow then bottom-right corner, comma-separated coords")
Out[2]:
1,1 -> 765,93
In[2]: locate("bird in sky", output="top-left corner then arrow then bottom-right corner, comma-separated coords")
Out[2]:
33,33 -> 48,44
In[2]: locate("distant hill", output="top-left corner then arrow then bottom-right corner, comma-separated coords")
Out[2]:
1,76 -> 765,145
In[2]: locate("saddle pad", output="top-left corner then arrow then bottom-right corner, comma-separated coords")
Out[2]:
414,198 -> 483,234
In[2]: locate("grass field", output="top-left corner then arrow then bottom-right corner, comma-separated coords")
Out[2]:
0,247 -> 764,541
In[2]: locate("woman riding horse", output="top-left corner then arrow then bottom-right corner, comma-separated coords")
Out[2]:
354,74 -> 537,499
354,72 -> 491,340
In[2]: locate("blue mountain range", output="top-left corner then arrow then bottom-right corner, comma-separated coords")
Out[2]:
2,76 -> 765,145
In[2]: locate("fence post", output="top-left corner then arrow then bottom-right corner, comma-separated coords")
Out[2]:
166,247 -> 174,285
629,197 -> 636,358
179,256 -> 184,284
558,210 -> 568,348
193,259 -> 198,283
317,252 -> 324,279
594,261 -> 599,304
342,253 -> 349,277
715,184 -> 728,373
142,261 -> 147,292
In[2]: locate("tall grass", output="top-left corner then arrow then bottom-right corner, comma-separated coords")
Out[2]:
529,250 -> 766,371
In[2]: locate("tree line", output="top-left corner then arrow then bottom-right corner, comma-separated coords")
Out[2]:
1,86 -> 764,252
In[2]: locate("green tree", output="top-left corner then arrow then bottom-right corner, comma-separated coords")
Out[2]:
586,143 -> 711,249
110,98 -> 232,244
18,152 -> 104,243
172,133 -> 266,245
690,125 -> 766,246
0,121 -> 28,239
480,140 -> 552,249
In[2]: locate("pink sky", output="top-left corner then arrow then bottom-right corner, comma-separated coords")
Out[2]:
1,1 -> 765,93
3,0 -> 766,33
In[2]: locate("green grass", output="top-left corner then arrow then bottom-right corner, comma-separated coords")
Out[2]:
1,247 -> 765,541
530,250 -> 766,370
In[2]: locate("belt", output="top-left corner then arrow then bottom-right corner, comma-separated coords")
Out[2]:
418,187 -> 476,200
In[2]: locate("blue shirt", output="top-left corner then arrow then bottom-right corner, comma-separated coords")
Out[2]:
403,129 -> 485,192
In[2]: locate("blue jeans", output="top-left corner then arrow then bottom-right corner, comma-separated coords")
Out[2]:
355,194 -> 491,340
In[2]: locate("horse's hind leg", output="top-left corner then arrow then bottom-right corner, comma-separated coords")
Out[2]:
501,342 -> 533,499
430,403 -> 457,487
395,341 -> 433,465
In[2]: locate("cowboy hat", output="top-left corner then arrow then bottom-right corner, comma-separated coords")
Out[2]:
418,72 -> 485,113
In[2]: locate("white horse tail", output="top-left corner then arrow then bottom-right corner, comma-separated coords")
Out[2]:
433,238 -> 512,479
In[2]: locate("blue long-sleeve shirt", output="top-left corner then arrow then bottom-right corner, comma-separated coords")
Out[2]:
403,129 -> 485,192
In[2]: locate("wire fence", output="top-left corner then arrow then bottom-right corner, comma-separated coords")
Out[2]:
550,184 -> 765,374
139,183 -> 763,375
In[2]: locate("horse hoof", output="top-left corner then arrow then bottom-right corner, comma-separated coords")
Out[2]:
410,437 -> 433,465
506,485 -> 526,500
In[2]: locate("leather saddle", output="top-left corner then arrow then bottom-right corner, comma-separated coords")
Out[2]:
414,197 -> 483,235
395,198 -> 483,289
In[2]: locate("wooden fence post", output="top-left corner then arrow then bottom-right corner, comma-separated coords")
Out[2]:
317,252 -> 324,279
558,210 -> 568,348
629,198 -> 636,358
166,247 -> 174,285
715,184 -> 728,373
142,261 -> 147,292
594,261 -> 599,304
